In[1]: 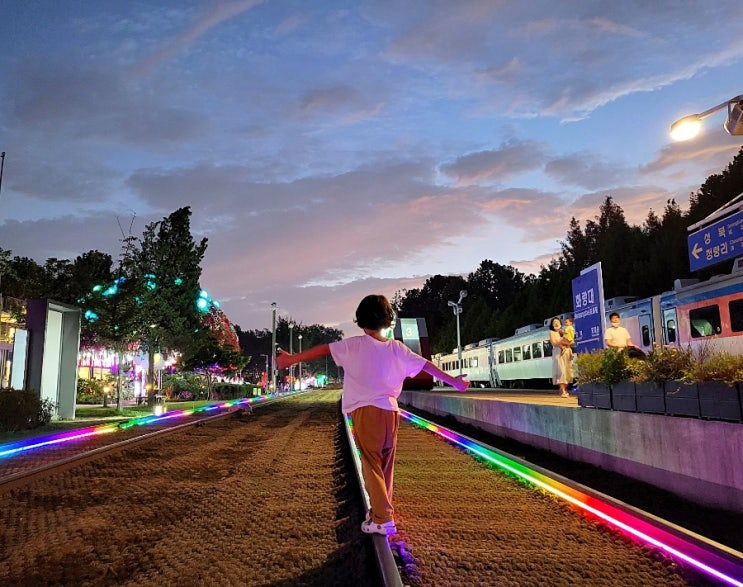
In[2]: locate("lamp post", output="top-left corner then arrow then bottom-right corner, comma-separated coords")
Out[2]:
288,322 -> 294,391
447,290 -> 467,376
670,93 -> 743,141
260,354 -> 269,390
270,302 -> 277,393
298,333 -> 303,389
0,152 -> 5,200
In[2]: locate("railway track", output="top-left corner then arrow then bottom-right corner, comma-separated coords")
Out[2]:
1,391 -> 741,585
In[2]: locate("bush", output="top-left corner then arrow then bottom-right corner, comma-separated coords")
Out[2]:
632,345 -> 694,384
574,350 -> 604,384
162,373 -> 207,399
0,389 -> 57,432
683,348 -> 743,385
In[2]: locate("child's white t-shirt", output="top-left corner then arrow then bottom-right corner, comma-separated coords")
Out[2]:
329,334 -> 427,414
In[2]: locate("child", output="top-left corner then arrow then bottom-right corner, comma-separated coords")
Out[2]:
562,316 -> 576,359
276,294 -> 470,536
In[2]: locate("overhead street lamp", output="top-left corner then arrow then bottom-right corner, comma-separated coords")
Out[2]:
270,302 -> 277,393
447,290 -> 467,376
670,93 -> 743,141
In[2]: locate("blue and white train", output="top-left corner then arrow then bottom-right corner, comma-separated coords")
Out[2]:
432,260 -> 743,388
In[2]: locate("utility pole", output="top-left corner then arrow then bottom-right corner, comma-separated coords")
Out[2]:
0,152 -> 5,200
270,302 -> 277,393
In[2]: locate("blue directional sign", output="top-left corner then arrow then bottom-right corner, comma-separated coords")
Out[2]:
688,209 -> 743,271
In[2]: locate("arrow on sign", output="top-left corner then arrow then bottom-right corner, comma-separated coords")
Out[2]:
691,242 -> 703,259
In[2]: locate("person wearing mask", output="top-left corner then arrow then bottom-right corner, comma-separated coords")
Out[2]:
604,312 -> 637,349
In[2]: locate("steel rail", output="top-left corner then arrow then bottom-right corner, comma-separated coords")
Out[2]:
343,414 -> 404,587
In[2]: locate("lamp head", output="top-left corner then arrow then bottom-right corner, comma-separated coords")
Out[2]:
670,114 -> 702,141
724,100 -> 743,135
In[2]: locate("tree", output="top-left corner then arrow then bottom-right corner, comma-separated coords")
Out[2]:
179,329 -> 246,399
132,207 -> 208,400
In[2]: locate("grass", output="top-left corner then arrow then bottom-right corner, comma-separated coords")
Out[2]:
0,400 -> 218,444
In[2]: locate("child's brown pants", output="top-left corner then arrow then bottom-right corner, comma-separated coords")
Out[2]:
350,405 -> 399,524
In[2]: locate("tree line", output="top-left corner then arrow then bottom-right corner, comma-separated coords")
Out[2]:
2,148 -> 743,388
394,148 -> 743,356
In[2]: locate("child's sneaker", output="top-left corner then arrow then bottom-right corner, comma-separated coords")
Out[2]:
361,518 -> 397,536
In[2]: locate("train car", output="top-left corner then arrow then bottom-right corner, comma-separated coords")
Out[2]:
433,260 -> 743,389
660,260 -> 743,354
433,338 -> 496,387
491,323 -> 553,388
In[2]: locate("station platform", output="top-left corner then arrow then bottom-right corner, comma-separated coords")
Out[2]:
399,387 -> 743,515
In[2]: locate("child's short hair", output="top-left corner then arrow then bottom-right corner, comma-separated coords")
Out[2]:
355,294 -> 395,330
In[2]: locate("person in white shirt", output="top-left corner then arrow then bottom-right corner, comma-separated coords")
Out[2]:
604,312 -> 636,349
276,294 -> 469,536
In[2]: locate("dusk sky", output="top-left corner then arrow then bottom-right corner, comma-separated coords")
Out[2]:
2,1 -> 743,337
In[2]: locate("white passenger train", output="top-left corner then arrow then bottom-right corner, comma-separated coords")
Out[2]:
432,260 -> 743,388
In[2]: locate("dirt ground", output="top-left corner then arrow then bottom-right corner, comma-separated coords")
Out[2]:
0,391 -> 721,586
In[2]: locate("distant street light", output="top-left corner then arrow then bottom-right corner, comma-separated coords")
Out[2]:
670,93 -> 743,141
298,333 -> 303,389
270,302 -> 277,393
288,322 -> 294,391
447,290 -> 467,376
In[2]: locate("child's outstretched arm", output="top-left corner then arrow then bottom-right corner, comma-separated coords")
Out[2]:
421,360 -> 470,392
276,344 -> 331,370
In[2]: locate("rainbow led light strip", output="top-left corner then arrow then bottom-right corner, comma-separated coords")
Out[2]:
400,409 -> 743,587
0,391 -> 293,460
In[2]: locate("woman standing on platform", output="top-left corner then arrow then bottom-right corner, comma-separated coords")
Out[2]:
549,317 -> 573,398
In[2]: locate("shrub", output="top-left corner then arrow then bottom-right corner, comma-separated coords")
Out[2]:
632,345 -> 694,384
683,349 -> 743,385
162,373 -> 207,399
599,348 -> 633,385
0,389 -> 57,432
574,350 -> 603,384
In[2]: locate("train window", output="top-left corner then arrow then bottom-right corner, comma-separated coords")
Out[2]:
532,342 -> 542,358
689,305 -> 721,338
641,324 -> 651,346
542,340 -> 551,356
505,349 -> 513,363
498,350 -> 504,364
666,319 -> 676,343
513,347 -> 521,361
522,344 -> 531,360
730,299 -> 743,332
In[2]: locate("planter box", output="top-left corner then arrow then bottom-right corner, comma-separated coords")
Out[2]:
634,381 -> 665,414
593,382 -> 612,410
698,381 -> 743,422
611,381 -> 636,412
664,381 -> 700,418
577,383 -> 595,407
